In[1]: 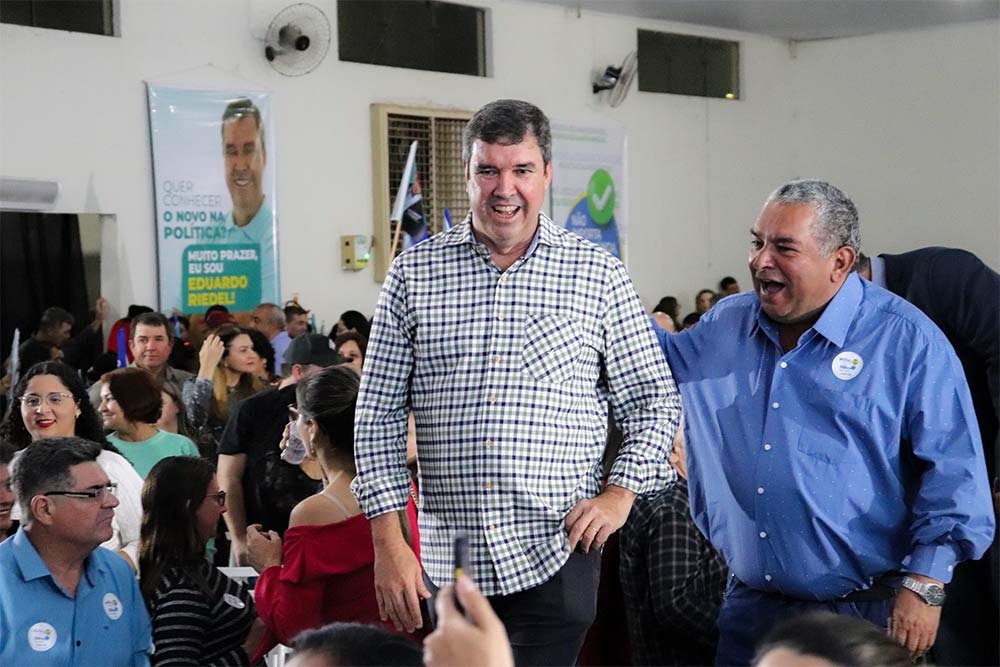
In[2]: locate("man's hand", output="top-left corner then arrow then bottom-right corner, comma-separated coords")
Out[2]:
372,513 -> 429,633
424,577 -> 514,667
564,485 -> 636,553
889,575 -> 943,658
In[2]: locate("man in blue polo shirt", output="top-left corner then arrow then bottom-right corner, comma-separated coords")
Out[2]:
657,180 -> 994,665
0,437 -> 152,665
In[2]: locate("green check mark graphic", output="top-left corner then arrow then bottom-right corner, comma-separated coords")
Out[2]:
587,169 -> 615,225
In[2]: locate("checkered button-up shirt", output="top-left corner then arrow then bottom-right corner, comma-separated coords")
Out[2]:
352,213 -> 681,596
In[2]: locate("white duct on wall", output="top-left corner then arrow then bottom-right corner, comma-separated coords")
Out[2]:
0,178 -> 60,211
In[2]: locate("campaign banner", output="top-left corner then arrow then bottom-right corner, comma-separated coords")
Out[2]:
146,84 -> 279,313
549,122 -> 628,262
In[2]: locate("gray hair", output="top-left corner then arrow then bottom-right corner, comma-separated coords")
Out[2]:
462,99 -> 551,165
255,303 -> 286,327
13,437 -> 103,525
765,180 -> 860,257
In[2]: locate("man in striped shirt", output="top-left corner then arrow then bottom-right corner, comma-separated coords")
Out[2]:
353,99 -> 681,665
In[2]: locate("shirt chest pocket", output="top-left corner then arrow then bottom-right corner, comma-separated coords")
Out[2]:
522,314 -> 582,384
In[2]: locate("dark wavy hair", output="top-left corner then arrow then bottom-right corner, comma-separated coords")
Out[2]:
0,361 -> 112,452
138,456 -> 216,599
296,365 -> 359,474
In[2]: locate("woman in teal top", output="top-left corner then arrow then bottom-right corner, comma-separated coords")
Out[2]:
99,368 -> 200,477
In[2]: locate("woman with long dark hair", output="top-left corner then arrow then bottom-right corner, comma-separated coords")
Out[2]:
246,365 -> 421,659
0,361 -> 144,569
139,456 -> 259,665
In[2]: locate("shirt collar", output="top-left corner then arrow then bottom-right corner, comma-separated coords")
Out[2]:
446,211 -> 558,257
869,255 -> 887,288
750,272 -> 864,349
10,527 -> 105,591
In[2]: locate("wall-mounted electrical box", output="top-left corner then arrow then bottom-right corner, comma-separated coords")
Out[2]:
341,235 -> 371,271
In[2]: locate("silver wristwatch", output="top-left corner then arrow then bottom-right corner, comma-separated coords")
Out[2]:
900,576 -> 946,606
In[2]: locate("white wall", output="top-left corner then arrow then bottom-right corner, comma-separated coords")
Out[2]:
789,20 -> 1000,267
1,0 -> 996,328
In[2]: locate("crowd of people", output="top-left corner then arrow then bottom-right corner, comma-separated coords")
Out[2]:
0,97 -> 996,667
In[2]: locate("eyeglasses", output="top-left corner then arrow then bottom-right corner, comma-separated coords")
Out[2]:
19,392 -> 76,409
43,482 -> 117,502
206,490 -> 226,507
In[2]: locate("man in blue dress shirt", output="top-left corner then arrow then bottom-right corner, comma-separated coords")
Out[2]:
657,180 -> 994,665
0,437 -> 152,665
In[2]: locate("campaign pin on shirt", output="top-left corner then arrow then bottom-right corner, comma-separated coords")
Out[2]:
223,593 -> 246,609
28,622 -> 57,652
103,592 -> 123,620
832,351 -> 864,381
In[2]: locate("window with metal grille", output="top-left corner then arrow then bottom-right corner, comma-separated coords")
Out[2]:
370,104 -> 472,280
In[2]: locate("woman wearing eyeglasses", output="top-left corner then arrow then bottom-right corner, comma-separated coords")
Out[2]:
245,365 -> 421,660
140,456 -> 261,666
0,361 -> 144,570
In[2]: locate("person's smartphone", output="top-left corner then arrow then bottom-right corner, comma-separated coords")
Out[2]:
453,533 -> 470,620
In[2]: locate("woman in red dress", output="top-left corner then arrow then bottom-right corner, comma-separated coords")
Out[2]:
246,365 -> 420,659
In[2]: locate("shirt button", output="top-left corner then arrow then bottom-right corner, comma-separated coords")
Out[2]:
757,487 -> 764,495
488,524 -> 495,530
485,482 -> 492,490
488,396 -> 496,404
772,402 -> 780,409
485,438 -> 493,446
764,574 -> 772,582
497,314 -> 504,321
500,275 -> 507,283
763,443 -> 772,451
780,362 -> 788,369
759,531 -> 767,539
492,355 -> 500,363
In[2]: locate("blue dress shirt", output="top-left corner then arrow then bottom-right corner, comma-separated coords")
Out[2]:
0,528 -> 152,665
658,273 -> 994,600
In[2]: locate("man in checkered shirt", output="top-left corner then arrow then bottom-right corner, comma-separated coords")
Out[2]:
352,99 -> 682,665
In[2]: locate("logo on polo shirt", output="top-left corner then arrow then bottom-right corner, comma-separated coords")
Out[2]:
28,622 -> 56,652
831,351 -> 864,381
103,592 -> 123,620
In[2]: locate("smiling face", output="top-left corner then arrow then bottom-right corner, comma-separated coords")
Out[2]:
749,202 -> 854,330
223,116 -> 266,219
98,383 -> 128,432
224,334 -> 259,375
466,134 -> 552,256
20,374 -> 79,441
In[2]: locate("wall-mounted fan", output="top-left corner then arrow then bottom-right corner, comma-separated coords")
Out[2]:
264,3 -> 331,76
593,51 -> 638,108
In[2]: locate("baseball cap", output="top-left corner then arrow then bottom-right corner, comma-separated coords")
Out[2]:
283,333 -> 341,372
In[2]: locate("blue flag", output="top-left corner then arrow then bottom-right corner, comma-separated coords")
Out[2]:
116,328 -> 128,368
